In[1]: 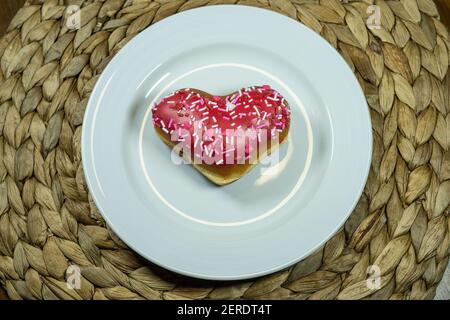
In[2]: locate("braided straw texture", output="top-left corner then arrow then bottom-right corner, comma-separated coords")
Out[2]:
0,0 -> 449,300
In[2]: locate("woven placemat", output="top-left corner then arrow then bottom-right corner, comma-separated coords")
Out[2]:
0,0 -> 449,300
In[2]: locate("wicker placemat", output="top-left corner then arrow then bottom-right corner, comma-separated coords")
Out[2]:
0,0 -> 449,300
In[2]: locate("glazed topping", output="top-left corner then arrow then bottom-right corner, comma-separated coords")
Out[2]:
151,85 -> 290,165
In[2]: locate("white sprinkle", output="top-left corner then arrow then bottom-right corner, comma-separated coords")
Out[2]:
212,116 -> 217,123
194,136 -> 199,148
162,127 -> 169,134
253,106 -> 260,116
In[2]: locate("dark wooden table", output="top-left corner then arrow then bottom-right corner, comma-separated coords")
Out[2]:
436,0 -> 450,27
0,0 -> 26,35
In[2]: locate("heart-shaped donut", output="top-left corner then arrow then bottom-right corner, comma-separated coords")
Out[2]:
151,85 -> 290,185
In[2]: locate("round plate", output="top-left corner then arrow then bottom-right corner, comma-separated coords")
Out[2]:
82,5 -> 372,280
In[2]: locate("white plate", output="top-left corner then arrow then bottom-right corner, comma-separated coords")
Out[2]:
82,5 -> 372,280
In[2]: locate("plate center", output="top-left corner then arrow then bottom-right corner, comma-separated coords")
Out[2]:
137,51 -> 313,225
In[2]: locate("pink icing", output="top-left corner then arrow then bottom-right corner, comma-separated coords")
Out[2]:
151,85 -> 290,165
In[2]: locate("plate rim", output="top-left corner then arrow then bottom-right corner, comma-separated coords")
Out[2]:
81,4 -> 373,280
